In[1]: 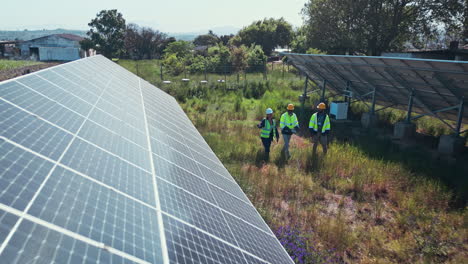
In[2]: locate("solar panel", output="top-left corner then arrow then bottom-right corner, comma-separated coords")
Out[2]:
285,53 -> 468,125
0,55 -> 293,263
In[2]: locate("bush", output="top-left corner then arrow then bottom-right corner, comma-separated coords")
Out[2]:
162,54 -> 184,75
246,44 -> 267,73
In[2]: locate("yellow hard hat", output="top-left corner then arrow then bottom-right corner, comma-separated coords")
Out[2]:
287,104 -> 294,110
317,103 -> 326,110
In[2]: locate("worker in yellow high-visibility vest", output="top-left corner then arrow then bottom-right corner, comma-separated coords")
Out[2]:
257,108 -> 279,161
280,104 -> 299,159
309,102 -> 331,155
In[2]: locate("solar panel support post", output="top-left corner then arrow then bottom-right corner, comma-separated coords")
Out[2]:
456,97 -> 464,135
344,81 -> 351,103
300,76 -> 309,106
321,79 -> 326,102
370,87 -> 376,115
406,90 -> 414,123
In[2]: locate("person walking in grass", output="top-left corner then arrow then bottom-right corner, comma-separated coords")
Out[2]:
309,102 -> 331,155
257,108 -> 279,161
280,104 -> 299,159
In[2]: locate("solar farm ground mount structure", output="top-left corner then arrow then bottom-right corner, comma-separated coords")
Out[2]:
0,55 -> 293,264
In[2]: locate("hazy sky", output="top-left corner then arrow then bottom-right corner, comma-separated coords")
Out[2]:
1,0 -> 306,33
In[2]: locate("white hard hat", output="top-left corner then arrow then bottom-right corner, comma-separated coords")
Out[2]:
266,108 -> 273,114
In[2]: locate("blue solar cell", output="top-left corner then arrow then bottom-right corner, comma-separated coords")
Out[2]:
27,166 -> 163,263
0,81 -> 84,133
157,179 -> 237,245
17,75 -> 93,116
209,185 -> 270,233
196,164 -> 249,202
0,218 -> 138,264
153,155 -> 215,203
88,107 -> 147,148
0,100 -> 73,160
0,140 -> 54,211
51,67 -> 103,97
223,212 -> 292,264
78,120 -> 150,170
0,210 -> 19,245
152,139 -> 201,173
60,138 -> 155,206
163,214 -> 248,264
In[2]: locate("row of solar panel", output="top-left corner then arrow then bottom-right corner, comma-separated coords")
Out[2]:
0,55 -> 292,263
0,127 -> 285,263
288,54 -> 467,122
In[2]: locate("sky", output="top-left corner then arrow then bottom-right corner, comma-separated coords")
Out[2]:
1,0 -> 306,33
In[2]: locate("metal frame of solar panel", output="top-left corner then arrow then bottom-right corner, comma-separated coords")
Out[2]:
283,53 -> 468,135
0,55 -> 293,264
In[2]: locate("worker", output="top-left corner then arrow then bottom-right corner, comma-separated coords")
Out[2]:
280,104 -> 299,158
309,102 -> 331,155
257,108 -> 279,161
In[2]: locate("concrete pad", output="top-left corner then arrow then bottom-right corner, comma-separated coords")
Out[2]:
361,112 -> 377,129
438,135 -> 465,156
393,122 -> 416,139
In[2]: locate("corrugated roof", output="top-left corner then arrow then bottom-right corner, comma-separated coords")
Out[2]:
55,34 -> 84,41
23,34 -> 84,43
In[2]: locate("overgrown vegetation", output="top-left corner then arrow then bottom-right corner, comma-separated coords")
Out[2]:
0,59 -> 42,70
122,61 -> 468,264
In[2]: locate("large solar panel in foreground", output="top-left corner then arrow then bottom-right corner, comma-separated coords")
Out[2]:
285,53 -> 468,123
0,55 -> 293,263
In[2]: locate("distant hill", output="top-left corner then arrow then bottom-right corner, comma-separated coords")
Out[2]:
0,26 -> 240,42
0,29 -> 87,41
169,26 -> 240,41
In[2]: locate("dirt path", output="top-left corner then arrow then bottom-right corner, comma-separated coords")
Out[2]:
0,62 -> 60,82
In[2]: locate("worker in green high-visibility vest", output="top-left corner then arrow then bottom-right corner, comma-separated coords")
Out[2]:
309,102 -> 331,155
280,104 -> 299,159
257,108 -> 279,161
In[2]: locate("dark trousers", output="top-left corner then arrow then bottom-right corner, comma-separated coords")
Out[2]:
261,137 -> 272,153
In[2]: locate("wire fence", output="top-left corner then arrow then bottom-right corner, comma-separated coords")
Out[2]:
131,60 -> 303,87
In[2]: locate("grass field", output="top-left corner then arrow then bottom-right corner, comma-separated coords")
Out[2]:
120,60 -> 468,263
0,59 -> 42,71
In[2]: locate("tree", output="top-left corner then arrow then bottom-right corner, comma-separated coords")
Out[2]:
303,0 -> 465,55
85,9 -> 126,58
124,23 -> 167,59
464,0 -> 468,43
193,30 -> 219,46
207,43 -> 231,72
163,40 -> 194,58
230,18 -> 294,55
290,26 -> 308,53
246,45 -> 267,72
230,45 -> 248,72
219,34 -> 234,46
79,38 -> 95,56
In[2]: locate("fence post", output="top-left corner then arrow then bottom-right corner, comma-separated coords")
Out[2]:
282,62 -> 285,78
160,63 -> 163,81
204,62 -> 207,81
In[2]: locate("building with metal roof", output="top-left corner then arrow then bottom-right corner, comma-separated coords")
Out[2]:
18,34 -> 85,61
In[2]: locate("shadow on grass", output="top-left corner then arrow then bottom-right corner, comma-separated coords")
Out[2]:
305,149 -> 323,173
337,133 -> 468,208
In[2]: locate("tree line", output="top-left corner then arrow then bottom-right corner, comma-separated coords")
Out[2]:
82,2 -> 467,66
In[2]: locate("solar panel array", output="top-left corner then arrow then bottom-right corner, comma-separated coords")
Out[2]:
285,53 -> 468,123
0,55 -> 293,264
